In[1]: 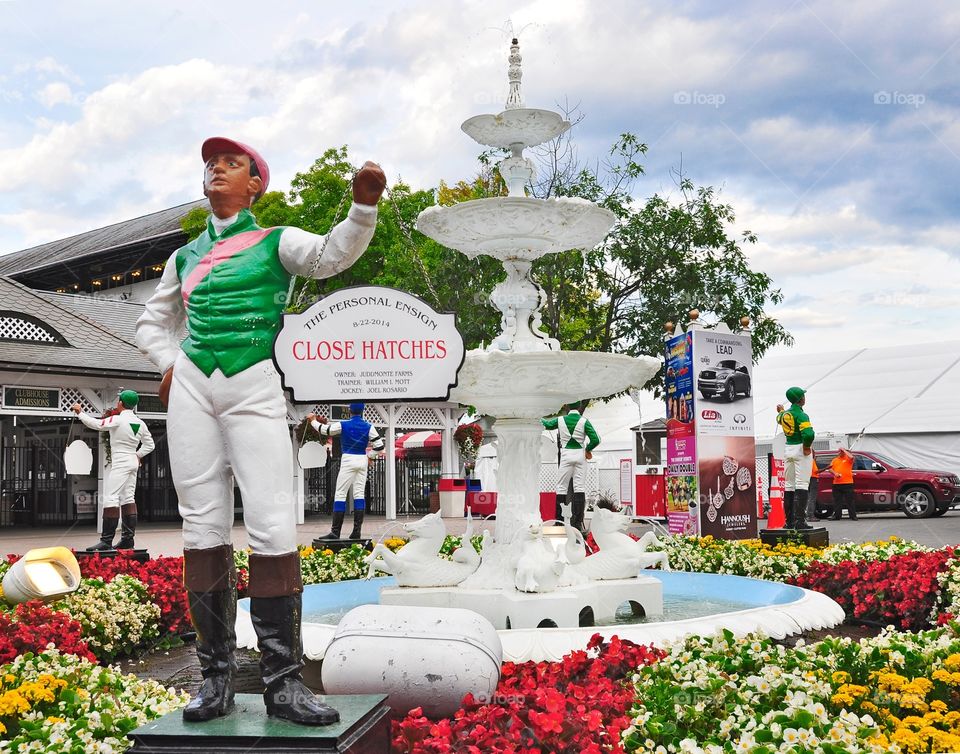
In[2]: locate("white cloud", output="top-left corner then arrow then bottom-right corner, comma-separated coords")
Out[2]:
35,82 -> 75,108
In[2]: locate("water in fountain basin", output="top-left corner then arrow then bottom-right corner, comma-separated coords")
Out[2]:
597,592 -> 758,626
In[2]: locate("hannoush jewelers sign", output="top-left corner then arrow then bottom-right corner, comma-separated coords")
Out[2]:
273,286 -> 465,403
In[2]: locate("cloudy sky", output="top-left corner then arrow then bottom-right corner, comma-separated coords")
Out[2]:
1,0 -> 957,357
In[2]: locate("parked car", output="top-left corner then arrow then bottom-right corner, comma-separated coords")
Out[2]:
697,360 -> 751,402
814,449 -> 960,519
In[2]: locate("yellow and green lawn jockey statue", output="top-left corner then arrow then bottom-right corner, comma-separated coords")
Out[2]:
136,137 -> 385,726
307,402 -> 385,540
776,386 -> 815,530
73,389 -> 154,551
541,404 -> 601,532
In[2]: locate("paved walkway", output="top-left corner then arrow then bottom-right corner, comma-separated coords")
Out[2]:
0,509 -> 956,556
0,515 -> 478,557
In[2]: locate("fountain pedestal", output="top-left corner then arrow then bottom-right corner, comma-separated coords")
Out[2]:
380,577 -> 662,630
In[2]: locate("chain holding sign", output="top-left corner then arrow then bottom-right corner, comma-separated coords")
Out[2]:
274,285 -> 465,403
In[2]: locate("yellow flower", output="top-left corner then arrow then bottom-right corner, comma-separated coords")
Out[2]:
0,720 -> 5,734
299,546 -> 315,558
944,654 -> 960,671
322,549 -> 334,557
0,690 -> 30,716
832,670 -> 850,684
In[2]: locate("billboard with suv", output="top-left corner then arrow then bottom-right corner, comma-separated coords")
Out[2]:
813,449 -> 960,519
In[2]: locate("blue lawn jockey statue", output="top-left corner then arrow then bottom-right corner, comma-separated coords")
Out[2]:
307,402 -> 384,539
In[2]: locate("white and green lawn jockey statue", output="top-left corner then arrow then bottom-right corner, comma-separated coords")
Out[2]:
306,402 -> 385,540
776,386 -> 816,531
541,404 -> 600,532
135,137 -> 385,726
73,390 -> 154,551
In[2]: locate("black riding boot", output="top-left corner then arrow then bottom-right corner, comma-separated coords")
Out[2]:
783,490 -> 795,529
555,494 -> 567,523
571,492 -> 586,533
183,546 -> 237,723
251,594 -> 339,725
182,589 -> 237,721
793,490 -> 813,530
348,509 -> 365,539
115,506 -> 137,549
318,510 -> 345,540
86,515 -> 118,551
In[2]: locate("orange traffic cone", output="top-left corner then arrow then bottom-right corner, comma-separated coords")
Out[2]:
767,494 -> 785,529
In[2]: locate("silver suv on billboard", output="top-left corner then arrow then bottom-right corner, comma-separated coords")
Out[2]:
697,359 -> 751,402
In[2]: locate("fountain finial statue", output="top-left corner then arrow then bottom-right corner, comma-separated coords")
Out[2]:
136,138 -> 385,726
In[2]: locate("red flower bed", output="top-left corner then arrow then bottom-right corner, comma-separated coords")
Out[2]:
80,553 -> 192,635
392,634 -> 664,753
0,600 -> 96,663
792,548 -> 955,631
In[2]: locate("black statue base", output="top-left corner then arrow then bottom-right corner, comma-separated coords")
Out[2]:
74,548 -> 150,563
127,693 -> 389,753
759,527 -> 829,547
311,538 -> 373,553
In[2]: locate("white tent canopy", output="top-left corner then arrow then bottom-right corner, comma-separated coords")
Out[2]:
753,340 -> 960,475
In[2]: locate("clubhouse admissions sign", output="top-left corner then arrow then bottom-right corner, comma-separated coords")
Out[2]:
274,286 -> 465,402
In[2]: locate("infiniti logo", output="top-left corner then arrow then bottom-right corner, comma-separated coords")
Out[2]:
733,413 -> 747,424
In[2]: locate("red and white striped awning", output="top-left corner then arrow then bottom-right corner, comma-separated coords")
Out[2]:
394,431 -> 441,458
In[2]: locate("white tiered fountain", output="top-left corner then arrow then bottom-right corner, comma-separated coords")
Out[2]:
377,38 -> 662,629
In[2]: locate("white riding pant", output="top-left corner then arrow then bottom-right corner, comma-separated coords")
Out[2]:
167,353 -> 296,554
556,448 -> 586,494
783,443 -> 810,492
103,462 -> 138,508
335,453 -> 369,504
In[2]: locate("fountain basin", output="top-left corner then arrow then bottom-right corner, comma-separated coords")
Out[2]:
416,197 -> 616,260
449,349 -> 661,418
236,572 -> 844,663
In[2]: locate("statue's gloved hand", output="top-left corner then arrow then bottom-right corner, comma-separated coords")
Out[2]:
352,161 -> 386,205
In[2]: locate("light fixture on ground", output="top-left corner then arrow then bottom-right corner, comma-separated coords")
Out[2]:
2,547 -> 81,604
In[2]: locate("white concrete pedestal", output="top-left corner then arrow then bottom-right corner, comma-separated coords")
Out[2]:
380,576 -> 662,630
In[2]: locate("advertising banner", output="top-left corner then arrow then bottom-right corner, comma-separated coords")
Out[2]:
666,435 -> 699,535
691,329 -> 757,539
691,330 -> 754,437
274,286 -> 465,402
697,435 -> 758,538
664,332 -> 694,439
664,327 -> 758,540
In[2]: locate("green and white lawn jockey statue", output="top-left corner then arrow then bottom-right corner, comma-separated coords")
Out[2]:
136,137 -> 385,726
542,404 -> 601,532
776,386 -> 816,531
73,389 -> 154,551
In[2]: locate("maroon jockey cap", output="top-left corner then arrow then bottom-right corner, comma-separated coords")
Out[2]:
201,137 -> 270,194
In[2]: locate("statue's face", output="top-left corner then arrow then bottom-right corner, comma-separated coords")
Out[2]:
203,151 -> 260,204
